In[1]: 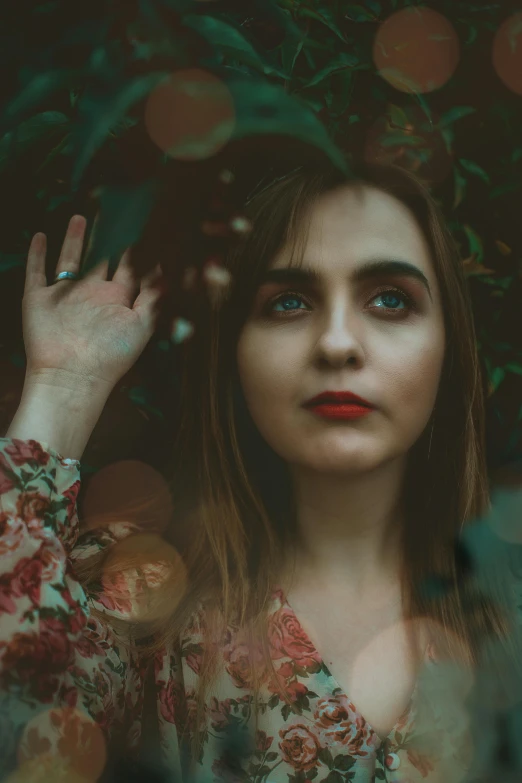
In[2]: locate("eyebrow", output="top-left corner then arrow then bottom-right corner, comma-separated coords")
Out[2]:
259,258 -> 433,302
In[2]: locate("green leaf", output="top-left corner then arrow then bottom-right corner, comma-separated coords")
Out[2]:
317,747 -> 334,768
344,3 -> 379,21
183,15 -> 290,79
0,111 -> 69,174
71,72 -> 169,189
388,103 -> 409,128
506,363 -> 522,377
280,32 -> 307,76
1,71 -> 80,132
301,51 -> 360,88
490,366 -> 505,392
298,94 -> 325,113
297,6 -> 347,42
227,76 -> 349,174
333,754 -> 356,771
47,194 -> 72,212
267,693 -> 279,708
323,772 -> 343,783
84,179 -> 160,272
489,180 -> 520,199
438,106 -> 476,128
458,158 -> 490,184
281,703 -> 292,721
463,224 -> 484,263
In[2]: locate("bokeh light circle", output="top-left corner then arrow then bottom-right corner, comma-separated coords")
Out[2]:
145,69 -> 236,160
373,7 -> 460,94
492,12 -> 522,95
16,707 -> 106,782
82,459 -> 173,534
100,532 -> 188,622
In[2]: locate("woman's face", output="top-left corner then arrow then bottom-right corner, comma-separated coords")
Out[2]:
236,184 -> 446,474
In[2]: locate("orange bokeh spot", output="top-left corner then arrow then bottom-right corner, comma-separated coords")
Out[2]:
492,12 -> 522,95
145,68 -> 236,160
373,7 -> 460,94
100,532 -> 188,622
16,707 -> 106,782
82,459 -> 173,534
6,756 -> 88,783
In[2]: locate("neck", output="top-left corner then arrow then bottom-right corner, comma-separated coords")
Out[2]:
280,454 -> 407,599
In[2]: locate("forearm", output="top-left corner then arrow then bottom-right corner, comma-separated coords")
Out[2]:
5,372 -> 112,461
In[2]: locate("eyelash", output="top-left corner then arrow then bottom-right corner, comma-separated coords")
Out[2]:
264,286 -> 417,318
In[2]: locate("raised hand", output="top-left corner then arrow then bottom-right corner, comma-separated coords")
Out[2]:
22,214 -> 168,393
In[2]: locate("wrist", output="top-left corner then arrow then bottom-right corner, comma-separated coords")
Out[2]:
24,368 -> 114,400
6,373 -> 112,461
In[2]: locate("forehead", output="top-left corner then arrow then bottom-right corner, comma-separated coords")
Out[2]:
272,184 -> 433,276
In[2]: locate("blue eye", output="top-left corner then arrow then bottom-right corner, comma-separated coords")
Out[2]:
269,292 -> 308,313
372,291 -> 407,310
265,287 -> 416,317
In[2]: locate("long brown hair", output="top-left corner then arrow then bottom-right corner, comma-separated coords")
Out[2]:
76,159 -> 522,767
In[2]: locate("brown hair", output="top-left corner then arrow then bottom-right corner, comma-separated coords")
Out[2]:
76,159 -> 521,768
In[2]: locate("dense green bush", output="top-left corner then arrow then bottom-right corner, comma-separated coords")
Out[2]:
1,0 -> 521,475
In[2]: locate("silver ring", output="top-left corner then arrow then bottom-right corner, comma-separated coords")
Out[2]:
53,271 -> 80,284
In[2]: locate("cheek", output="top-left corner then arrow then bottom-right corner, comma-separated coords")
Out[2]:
236,327 -> 300,412
386,331 -> 445,416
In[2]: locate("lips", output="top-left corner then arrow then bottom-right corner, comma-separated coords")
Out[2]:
304,391 -> 375,408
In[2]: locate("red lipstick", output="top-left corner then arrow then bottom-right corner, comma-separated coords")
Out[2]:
303,390 -> 375,420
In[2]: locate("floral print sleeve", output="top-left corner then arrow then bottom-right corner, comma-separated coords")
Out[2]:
0,438 -> 149,779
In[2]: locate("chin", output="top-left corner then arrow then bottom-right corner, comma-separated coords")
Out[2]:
288,441 -> 388,475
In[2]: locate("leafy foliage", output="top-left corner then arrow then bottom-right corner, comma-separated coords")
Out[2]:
0,0 -> 521,472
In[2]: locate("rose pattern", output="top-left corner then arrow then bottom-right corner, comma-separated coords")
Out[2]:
223,628 -> 269,689
268,597 -> 323,668
0,437 -> 475,783
279,724 -> 321,771
0,513 -> 24,557
255,729 -> 274,752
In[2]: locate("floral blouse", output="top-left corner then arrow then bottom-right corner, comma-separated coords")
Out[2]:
0,437 -> 492,782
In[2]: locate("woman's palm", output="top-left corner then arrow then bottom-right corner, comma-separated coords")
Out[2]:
23,215 -> 168,390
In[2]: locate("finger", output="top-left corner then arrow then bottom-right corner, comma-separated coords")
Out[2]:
24,232 -> 47,295
132,268 -> 167,329
81,212 -> 112,280
82,256 -> 110,281
55,215 -> 87,279
111,247 -> 139,290
139,262 -> 164,290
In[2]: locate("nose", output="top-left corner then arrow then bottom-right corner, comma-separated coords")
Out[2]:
314,297 -> 364,367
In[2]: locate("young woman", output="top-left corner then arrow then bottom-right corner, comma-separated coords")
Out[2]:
1,160 -> 520,783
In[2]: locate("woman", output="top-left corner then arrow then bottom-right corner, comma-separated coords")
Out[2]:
1,160 -> 520,783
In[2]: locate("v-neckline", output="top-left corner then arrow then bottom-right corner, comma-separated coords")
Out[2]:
272,584 -> 435,746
